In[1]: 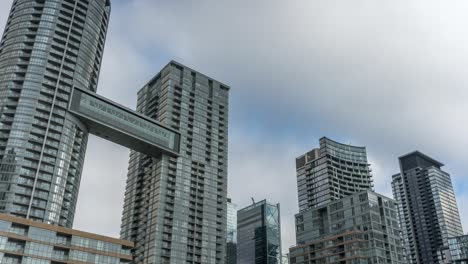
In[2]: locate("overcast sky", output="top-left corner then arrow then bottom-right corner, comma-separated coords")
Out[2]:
1,0 -> 468,252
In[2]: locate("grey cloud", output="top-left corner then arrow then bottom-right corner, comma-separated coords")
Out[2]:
108,0 -> 468,246
1,0 -> 467,253
73,137 -> 130,237
228,129 -> 302,248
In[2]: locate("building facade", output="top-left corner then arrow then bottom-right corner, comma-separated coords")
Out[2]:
120,61 -> 229,264
448,235 -> 468,264
296,137 -> 373,212
390,173 -> 411,261
226,198 -> 237,264
291,190 -> 405,264
0,0 -> 110,227
237,199 -> 281,264
392,151 -> 463,264
0,213 -> 133,263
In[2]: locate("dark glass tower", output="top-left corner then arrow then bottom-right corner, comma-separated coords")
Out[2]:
296,137 -> 373,211
120,61 -> 229,264
0,0 -> 110,227
392,151 -> 463,264
237,199 -> 282,264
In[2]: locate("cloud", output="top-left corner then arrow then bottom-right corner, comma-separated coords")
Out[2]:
228,128 -> 302,248
74,137 -> 129,237
93,0 -> 468,246
1,0 -> 468,253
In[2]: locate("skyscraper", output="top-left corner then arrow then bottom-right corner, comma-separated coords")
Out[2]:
296,137 -> 373,212
291,137 -> 406,263
0,0 -> 110,227
237,199 -> 281,264
120,61 -> 229,264
392,151 -> 463,264
226,198 -> 237,264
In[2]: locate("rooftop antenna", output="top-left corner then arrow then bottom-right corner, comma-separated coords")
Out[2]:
251,197 -> 255,204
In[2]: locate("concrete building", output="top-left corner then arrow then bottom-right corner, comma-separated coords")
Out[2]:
119,61 -> 229,264
237,199 -> 281,264
0,0 -> 110,227
226,198 -> 237,264
296,137 -> 373,212
448,235 -> 468,264
0,213 -> 133,263
290,190 -> 405,264
392,151 -> 463,264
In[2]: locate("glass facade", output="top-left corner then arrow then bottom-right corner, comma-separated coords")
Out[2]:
392,151 -> 463,264
226,198 -> 237,264
296,137 -> 373,212
449,235 -> 468,264
120,61 -> 229,264
0,0 -> 110,227
291,190 -> 405,264
0,213 -> 132,263
237,200 -> 282,264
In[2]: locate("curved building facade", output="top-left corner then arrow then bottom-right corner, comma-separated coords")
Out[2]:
0,0 -> 110,227
296,137 -> 373,211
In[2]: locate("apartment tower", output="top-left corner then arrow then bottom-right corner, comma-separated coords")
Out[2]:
120,61 -> 229,264
392,151 -> 463,264
0,0 -> 110,227
291,190 -> 405,264
291,137 -> 406,263
296,137 -> 373,211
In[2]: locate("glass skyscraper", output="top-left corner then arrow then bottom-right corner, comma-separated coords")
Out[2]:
120,61 -> 229,264
0,0 -> 110,227
392,151 -> 463,264
237,199 -> 281,264
296,137 -> 373,211
226,198 -> 237,264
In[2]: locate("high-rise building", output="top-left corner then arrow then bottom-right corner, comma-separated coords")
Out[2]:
120,61 -> 229,264
290,190 -> 405,264
390,172 -> 411,261
0,0 -> 110,227
291,137 -> 406,263
448,235 -> 468,264
0,213 -> 133,263
392,151 -> 463,264
237,199 -> 281,264
226,198 -> 237,264
296,137 -> 373,212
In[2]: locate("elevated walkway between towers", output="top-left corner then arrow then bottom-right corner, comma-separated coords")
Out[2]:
69,87 -> 180,157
